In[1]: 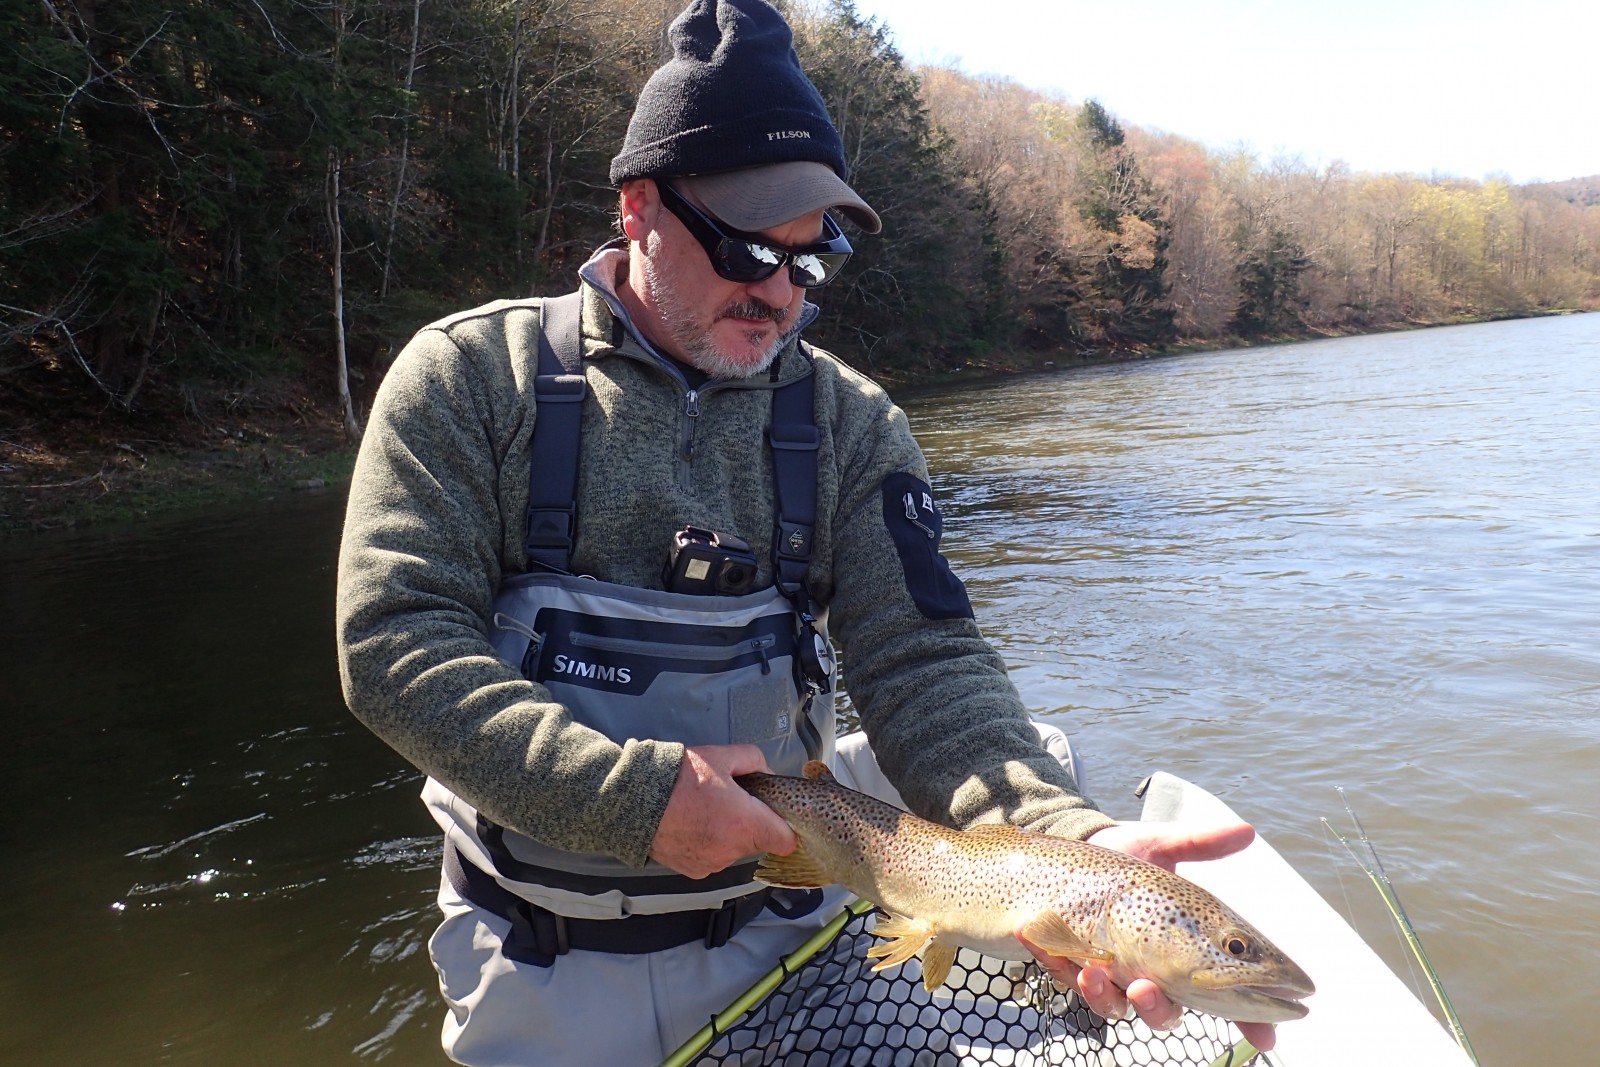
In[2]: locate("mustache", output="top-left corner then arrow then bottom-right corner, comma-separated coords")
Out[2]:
716,299 -> 790,326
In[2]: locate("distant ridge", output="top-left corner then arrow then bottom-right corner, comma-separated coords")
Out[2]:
1526,175 -> 1600,207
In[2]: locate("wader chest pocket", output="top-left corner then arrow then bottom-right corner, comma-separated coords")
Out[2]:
536,619 -> 804,748
486,579 -> 831,762
569,631 -> 777,672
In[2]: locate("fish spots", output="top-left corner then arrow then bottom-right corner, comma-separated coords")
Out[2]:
738,766 -> 1313,1019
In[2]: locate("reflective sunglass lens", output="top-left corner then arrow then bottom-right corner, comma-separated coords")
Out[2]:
791,254 -> 828,286
791,253 -> 852,287
715,242 -> 782,283
660,182 -> 852,287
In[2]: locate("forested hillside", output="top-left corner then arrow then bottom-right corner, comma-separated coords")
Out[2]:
4,0 -> 1598,446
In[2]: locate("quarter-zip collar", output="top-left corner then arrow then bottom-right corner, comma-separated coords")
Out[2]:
575,244 -> 818,489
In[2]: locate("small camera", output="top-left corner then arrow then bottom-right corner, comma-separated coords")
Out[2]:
663,526 -> 759,596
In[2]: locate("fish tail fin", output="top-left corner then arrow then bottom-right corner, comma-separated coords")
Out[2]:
753,838 -> 831,889
866,914 -> 936,974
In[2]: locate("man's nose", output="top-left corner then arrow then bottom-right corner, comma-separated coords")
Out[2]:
745,266 -> 797,309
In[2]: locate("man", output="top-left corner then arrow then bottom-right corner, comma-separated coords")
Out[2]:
335,1 -> 1268,1063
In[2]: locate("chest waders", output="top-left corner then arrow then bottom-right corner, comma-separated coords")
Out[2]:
423,292 -> 835,966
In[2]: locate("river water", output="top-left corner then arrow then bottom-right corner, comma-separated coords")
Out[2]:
2,314 -> 1595,1065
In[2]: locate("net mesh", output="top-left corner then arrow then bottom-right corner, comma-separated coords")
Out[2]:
683,904 -> 1261,1067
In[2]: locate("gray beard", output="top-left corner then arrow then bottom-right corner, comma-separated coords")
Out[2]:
642,249 -> 795,379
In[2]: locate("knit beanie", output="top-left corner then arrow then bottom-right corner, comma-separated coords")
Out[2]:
610,0 -> 879,232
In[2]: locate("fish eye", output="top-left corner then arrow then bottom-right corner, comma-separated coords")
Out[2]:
1223,933 -> 1250,957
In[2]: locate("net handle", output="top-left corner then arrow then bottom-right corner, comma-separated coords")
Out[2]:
659,897 -> 878,1067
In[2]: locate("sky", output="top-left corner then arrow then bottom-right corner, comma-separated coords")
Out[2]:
848,0 -> 1598,185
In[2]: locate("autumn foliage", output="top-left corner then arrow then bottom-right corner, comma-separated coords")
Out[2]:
4,0 -> 1597,428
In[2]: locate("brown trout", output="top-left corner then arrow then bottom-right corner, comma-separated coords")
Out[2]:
738,761 -> 1313,1024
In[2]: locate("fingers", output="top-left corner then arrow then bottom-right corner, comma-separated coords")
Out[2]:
1235,1020 -> 1277,1052
1157,821 -> 1256,866
1015,931 -> 1081,988
697,741 -> 773,780
1085,820 -> 1255,872
648,744 -> 797,878
1054,958 -> 1276,1047
1076,965 -> 1131,1022
682,745 -> 797,853
1019,935 -> 1182,1033
1117,977 -> 1180,1031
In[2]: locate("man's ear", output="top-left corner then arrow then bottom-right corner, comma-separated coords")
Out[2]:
619,179 -> 658,242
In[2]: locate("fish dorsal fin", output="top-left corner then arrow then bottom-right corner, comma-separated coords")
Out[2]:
960,822 -> 1031,845
920,938 -> 958,992
865,913 -> 935,972
753,839 -> 830,889
1018,910 -> 1114,963
801,760 -> 835,781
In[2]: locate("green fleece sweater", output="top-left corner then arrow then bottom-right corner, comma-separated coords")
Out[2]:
335,252 -> 1114,869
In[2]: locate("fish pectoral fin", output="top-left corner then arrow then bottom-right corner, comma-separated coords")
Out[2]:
1017,911 -> 1114,964
920,938 -> 958,992
866,913 -> 936,972
753,839 -> 830,889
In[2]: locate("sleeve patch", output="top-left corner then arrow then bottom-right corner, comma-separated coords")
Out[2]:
880,472 -> 974,621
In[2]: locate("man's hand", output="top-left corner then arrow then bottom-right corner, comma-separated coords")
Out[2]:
648,744 -> 798,879
1018,819 -> 1277,1052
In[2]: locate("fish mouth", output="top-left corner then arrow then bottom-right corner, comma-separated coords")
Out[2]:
1220,983 -> 1313,1023
1189,974 -> 1314,1023
1246,986 -> 1312,1019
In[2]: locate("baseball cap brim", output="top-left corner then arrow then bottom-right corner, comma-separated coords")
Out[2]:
677,161 -> 882,234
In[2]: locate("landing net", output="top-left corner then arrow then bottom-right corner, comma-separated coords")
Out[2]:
667,899 -> 1263,1067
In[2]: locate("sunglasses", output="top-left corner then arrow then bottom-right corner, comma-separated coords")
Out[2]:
656,180 -> 853,288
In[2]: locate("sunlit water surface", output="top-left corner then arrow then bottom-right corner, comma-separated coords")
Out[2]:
2,313 -> 1595,1065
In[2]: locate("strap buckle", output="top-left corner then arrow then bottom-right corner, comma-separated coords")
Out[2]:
507,899 -> 570,963
704,897 -> 740,949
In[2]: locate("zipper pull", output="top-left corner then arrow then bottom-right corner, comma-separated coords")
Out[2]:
492,613 -> 540,644
685,389 -> 700,418
493,613 -> 544,680
903,492 -> 936,539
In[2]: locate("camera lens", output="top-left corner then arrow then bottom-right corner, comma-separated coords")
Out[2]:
717,563 -> 753,593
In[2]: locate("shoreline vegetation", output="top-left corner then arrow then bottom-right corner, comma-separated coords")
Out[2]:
4,1 -> 1597,534
2,310 -> 1586,536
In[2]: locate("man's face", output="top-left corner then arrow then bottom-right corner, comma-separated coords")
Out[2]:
621,180 -> 824,379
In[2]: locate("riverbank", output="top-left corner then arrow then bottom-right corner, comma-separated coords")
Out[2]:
0,371 -> 358,536
3,309 -> 1586,536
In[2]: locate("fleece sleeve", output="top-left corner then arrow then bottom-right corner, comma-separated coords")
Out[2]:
817,368 -> 1117,842
334,317 -> 682,867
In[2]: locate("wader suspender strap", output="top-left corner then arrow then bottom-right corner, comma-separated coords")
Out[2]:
767,349 -> 833,699
769,345 -> 819,611
523,291 -> 819,602
524,292 -> 586,571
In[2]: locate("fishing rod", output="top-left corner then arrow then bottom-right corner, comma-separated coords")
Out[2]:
1321,788 -> 1480,1066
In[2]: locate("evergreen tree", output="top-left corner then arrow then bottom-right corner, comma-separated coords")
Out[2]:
1068,99 -> 1176,350
1229,227 -> 1311,337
